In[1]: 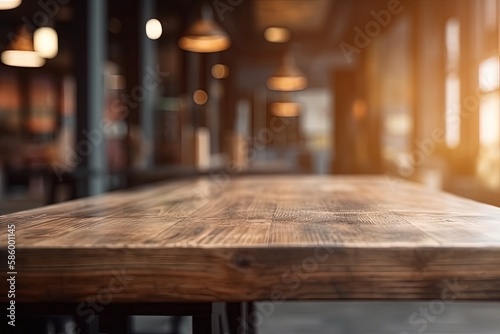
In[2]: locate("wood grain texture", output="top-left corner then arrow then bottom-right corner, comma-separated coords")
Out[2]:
1,176 -> 500,302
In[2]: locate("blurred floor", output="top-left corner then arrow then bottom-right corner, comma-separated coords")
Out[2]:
132,316 -> 191,333
131,301 -> 500,333
256,301 -> 500,334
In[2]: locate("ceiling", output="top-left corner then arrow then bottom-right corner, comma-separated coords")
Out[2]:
254,0 -> 333,32
0,0 -> 401,88
206,0 -> 395,89
0,0 -> 399,55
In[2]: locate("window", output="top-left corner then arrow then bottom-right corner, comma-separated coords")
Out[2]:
445,18 -> 461,149
477,56 -> 500,188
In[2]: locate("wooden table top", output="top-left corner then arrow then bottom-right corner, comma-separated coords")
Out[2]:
1,175 -> 500,302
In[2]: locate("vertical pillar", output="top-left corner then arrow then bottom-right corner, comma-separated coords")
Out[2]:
140,0 -> 157,168
459,1 -> 480,174
120,0 -> 140,172
75,0 -> 107,196
183,51 -> 200,166
207,54 -> 221,154
189,52 -> 201,128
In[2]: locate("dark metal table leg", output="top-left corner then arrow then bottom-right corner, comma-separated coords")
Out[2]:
74,314 -> 99,334
99,314 -> 130,334
246,302 -> 256,334
10,302 -> 214,334
227,302 -> 242,334
193,315 -> 212,334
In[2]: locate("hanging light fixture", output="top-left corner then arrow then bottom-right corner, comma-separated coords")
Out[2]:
211,64 -> 229,79
1,25 -> 45,67
270,101 -> 301,117
264,27 -> 291,43
178,4 -> 231,53
267,53 -> 308,92
270,93 -> 302,117
146,18 -> 162,40
34,27 -> 58,59
0,0 -> 21,10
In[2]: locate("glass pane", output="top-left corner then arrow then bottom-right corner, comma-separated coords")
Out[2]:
445,73 -> 461,148
477,91 -> 500,188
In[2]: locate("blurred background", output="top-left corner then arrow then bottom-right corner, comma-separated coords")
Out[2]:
3,1 -> 500,333
0,0 -> 499,214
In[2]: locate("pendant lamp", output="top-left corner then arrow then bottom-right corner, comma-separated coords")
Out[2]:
178,4 -> 231,53
270,93 -> 301,117
267,53 -> 308,92
0,0 -> 21,10
34,27 -> 58,59
1,25 -> 45,67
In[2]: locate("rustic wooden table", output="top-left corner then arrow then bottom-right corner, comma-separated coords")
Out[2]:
1,176 -> 500,333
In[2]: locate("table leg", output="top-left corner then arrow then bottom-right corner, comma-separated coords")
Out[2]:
227,302 -> 242,333
193,315 -> 212,334
99,314 -> 130,334
74,313 -> 99,334
10,302 -> 213,333
246,302 -> 256,334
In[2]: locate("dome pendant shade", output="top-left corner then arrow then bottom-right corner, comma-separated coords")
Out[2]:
270,101 -> 301,117
267,54 -> 308,91
1,26 -> 45,67
0,0 -> 21,10
178,5 -> 231,53
34,27 -> 58,59
1,50 -> 45,67
270,92 -> 302,117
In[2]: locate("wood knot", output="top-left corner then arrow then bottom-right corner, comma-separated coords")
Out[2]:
233,254 -> 254,268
